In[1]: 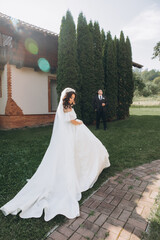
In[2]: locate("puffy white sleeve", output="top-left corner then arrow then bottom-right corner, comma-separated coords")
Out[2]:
64,109 -> 77,122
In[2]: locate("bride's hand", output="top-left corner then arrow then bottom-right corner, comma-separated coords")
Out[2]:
70,119 -> 83,125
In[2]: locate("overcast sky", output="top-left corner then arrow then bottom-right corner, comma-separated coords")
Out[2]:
1,0 -> 160,70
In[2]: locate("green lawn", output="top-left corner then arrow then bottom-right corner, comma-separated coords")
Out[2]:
0,107 -> 160,240
142,192 -> 160,240
130,106 -> 160,115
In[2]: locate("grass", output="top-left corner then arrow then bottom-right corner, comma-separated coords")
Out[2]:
130,106 -> 160,115
0,106 -> 160,240
132,95 -> 160,106
142,192 -> 160,240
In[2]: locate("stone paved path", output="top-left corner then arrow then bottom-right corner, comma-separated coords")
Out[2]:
46,159 -> 160,240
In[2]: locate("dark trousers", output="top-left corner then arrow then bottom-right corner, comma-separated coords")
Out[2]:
96,110 -> 107,129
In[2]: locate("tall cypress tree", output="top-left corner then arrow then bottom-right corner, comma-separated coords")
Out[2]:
57,10 -> 79,98
77,12 -> 94,124
104,32 -> 118,120
125,36 -> 133,116
92,22 -> 104,92
101,29 -> 106,53
117,31 -> 127,119
101,29 -> 106,72
113,36 -> 119,119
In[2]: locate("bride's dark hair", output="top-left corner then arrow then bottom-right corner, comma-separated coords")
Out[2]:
63,91 -> 76,109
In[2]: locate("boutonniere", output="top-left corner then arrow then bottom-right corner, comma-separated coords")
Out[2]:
102,97 -> 105,99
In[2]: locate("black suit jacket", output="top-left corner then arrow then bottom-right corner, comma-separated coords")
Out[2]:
93,94 -> 107,112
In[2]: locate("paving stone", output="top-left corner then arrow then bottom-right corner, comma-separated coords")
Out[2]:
118,199 -> 136,211
83,197 -> 95,207
69,232 -> 82,240
150,190 -> 158,199
58,226 -> 74,237
46,159 -> 160,240
110,207 -> 123,219
87,211 -> 101,222
95,190 -> 109,198
130,233 -> 141,240
49,230 -> 67,240
124,192 -> 133,201
141,206 -> 152,219
123,222 -> 135,233
104,195 -> 114,203
130,194 -> 141,203
118,237 -> 127,240
79,220 -> 99,233
133,228 -> 144,238
94,213 -> 108,226
80,211 -> 88,220
97,202 -> 115,215
79,237 -> 89,240
92,236 -> 99,240
122,184 -> 133,191
138,200 -> 154,208
102,220 -> 123,235
115,183 -> 125,189
142,191 -> 151,198
104,186 -> 114,196
118,210 -> 131,222
95,227 -> 109,239
118,224 -> 135,240
100,183 -> 110,191
127,217 -> 147,231
81,206 -> 92,214
69,218 -> 85,231
140,196 -> 155,203
98,201 -> 115,210
65,218 -> 76,227
106,217 -> 125,228
104,231 -> 119,240
119,227 -> 132,239
139,181 -> 148,189
133,180 -> 142,186
111,189 -> 127,198
92,237 -> 98,240
76,227 -> 95,239
88,199 -> 102,209
142,175 -> 152,181
128,189 -> 144,195
133,206 -> 144,215
130,212 -> 145,222
111,196 -> 122,206
96,205 -> 113,215
92,194 -> 104,201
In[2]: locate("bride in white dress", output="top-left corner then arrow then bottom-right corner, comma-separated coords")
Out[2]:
0,87 -> 110,221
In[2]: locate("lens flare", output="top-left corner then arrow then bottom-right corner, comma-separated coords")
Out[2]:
25,38 -> 39,55
38,58 -> 50,72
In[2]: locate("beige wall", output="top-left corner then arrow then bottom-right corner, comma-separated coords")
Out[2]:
0,64 -> 8,115
11,65 -> 56,114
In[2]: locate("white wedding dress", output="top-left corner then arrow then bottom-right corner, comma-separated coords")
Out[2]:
0,88 -> 110,221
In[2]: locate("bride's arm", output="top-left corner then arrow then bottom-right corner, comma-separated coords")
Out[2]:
70,119 -> 83,125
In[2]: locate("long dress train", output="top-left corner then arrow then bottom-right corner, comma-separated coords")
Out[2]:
0,88 -> 110,221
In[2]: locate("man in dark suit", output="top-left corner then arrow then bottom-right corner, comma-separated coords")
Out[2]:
93,89 -> 107,130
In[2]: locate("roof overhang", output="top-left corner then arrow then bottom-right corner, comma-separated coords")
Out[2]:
132,61 -> 143,68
